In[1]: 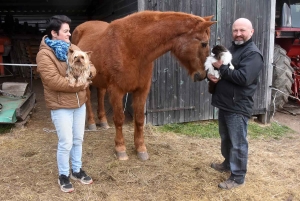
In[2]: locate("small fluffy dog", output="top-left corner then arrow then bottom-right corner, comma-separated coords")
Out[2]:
204,45 -> 234,93
204,45 -> 234,79
66,47 -> 92,88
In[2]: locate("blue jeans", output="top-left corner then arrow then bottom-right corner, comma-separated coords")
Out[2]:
218,109 -> 249,184
51,104 -> 86,176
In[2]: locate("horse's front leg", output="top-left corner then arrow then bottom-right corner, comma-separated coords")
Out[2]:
86,86 -> 97,130
97,87 -> 110,129
132,89 -> 150,161
109,88 -> 127,160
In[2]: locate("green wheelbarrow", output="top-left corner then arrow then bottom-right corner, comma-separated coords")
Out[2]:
0,82 -> 36,124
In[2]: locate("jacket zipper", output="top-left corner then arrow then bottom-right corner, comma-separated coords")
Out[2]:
76,92 -> 80,107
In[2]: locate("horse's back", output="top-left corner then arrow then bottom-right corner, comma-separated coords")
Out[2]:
72,21 -> 109,48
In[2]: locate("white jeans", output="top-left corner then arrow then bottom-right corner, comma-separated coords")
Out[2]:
51,104 -> 86,176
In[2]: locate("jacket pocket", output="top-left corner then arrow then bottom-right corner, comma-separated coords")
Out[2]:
233,87 -> 236,105
233,87 -> 244,103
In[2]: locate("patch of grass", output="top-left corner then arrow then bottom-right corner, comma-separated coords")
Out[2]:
157,120 -> 293,139
248,121 -> 293,139
0,124 -> 13,134
158,121 -> 219,138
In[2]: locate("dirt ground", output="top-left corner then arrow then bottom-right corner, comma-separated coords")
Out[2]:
0,79 -> 300,201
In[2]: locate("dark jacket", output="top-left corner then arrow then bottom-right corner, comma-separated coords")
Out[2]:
211,38 -> 264,117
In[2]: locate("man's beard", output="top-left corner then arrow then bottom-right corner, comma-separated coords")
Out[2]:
234,36 -> 250,45
234,40 -> 245,45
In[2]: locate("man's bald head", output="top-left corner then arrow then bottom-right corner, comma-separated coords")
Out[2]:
233,18 -> 253,29
232,18 -> 254,45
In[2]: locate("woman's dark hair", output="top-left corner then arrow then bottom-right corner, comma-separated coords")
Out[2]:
45,15 -> 71,39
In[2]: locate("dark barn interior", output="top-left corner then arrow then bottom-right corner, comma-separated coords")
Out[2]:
0,0 -> 138,77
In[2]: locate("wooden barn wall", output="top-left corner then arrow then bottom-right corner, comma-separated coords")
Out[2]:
139,0 -> 273,125
141,0 -> 217,125
91,0 -> 138,22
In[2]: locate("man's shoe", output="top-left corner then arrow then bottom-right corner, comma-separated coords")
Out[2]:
218,179 -> 244,190
70,168 -> 93,185
211,163 -> 230,173
58,174 -> 74,193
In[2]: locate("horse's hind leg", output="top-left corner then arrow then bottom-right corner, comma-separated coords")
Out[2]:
86,86 -> 97,130
97,87 -> 110,129
132,88 -> 150,161
109,87 -> 128,160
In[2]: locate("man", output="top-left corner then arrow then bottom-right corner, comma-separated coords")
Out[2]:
207,18 -> 264,189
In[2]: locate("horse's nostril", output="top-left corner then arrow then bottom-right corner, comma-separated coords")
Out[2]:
194,72 -> 201,82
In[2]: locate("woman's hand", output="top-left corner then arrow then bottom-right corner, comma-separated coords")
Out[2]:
73,82 -> 88,91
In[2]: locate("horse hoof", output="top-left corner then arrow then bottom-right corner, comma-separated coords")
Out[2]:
116,151 -> 129,160
99,122 -> 110,129
88,124 -> 97,130
137,152 -> 149,161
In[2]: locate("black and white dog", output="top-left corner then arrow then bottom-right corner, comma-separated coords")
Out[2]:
204,45 -> 234,79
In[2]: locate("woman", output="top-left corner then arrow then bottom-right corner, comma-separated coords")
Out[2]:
36,15 -> 96,193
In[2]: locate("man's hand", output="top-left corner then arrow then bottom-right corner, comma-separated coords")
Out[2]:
212,60 -> 223,69
207,73 -> 220,83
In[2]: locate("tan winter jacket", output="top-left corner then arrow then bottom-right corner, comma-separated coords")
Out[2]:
36,35 -> 96,110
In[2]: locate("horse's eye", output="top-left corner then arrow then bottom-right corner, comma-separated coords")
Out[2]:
201,43 -> 208,48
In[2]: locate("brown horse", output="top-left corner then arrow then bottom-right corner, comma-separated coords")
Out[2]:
72,11 -> 216,161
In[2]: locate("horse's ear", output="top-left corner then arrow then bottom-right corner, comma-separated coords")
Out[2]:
202,15 -> 214,21
86,51 -> 92,59
200,21 -> 217,29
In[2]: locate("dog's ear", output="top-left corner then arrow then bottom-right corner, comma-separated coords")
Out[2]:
86,51 -> 93,59
68,47 -> 74,54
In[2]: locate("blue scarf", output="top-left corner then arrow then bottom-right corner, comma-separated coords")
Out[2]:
45,37 -> 70,61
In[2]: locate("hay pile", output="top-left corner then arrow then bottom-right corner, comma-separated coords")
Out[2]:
0,121 -> 299,201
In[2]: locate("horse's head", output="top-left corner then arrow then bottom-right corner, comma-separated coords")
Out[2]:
171,16 -> 216,82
